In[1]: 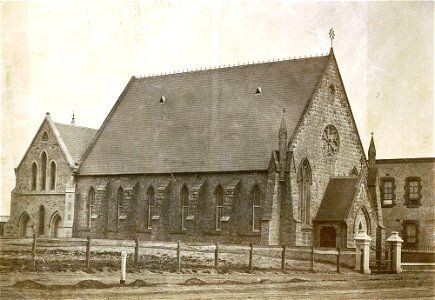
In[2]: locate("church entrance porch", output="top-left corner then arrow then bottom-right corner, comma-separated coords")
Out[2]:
313,222 -> 346,248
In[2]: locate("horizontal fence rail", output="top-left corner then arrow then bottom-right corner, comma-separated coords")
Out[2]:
402,245 -> 435,253
1,236 -> 357,273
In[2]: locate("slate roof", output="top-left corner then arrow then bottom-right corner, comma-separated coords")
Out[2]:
314,177 -> 359,222
80,55 -> 330,175
54,123 -> 97,163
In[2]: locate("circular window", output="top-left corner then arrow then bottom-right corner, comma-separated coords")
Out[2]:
322,125 -> 339,157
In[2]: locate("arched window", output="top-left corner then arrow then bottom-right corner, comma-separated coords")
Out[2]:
298,158 -> 312,224
38,205 -> 45,236
50,162 -> 56,190
40,152 -> 47,191
180,185 -> 189,230
31,162 -> 37,191
87,187 -> 95,228
117,187 -> 124,228
42,132 -> 48,141
147,187 -> 155,229
251,185 -> 261,232
215,186 -> 224,231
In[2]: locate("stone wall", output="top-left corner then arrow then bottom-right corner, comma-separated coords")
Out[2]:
6,120 -> 72,237
74,171 -> 269,243
377,158 -> 435,247
7,194 -> 65,237
289,56 -> 366,245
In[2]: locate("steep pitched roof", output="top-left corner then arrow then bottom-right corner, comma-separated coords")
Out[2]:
15,114 -> 97,170
315,177 -> 359,222
54,123 -> 97,163
80,55 -> 330,175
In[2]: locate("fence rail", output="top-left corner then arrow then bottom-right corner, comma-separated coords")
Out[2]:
1,235 -> 356,273
402,245 -> 435,253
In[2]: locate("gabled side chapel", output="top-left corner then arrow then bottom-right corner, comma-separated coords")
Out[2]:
7,45 -> 384,248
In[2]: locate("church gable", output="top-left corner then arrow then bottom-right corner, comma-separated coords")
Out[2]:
13,114 -> 97,194
79,56 -> 329,175
14,116 -> 72,194
289,51 -> 367,233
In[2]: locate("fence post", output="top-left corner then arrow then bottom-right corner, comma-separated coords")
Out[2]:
248,243 -> 253,273
214,242 -> 219,270
86,236 -> 91,269
310,246 -> 314,272
31,233 -> 36,269
281,245 -> 286,272
134,236 -> 139,268
120,251 -> 127,284
176,240 -> 181,272
336,248 -> 341,273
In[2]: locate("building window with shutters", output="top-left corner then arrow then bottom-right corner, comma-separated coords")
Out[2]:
380,177 -> 395,207
403,220 -> 419,248
404,177 -> 422,207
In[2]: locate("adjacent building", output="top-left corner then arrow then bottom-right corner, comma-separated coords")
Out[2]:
367,137 -> 434,248
5,114 -> 97,238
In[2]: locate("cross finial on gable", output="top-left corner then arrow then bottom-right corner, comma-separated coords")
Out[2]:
329,28 -> 335,48
71,110 -> 76,126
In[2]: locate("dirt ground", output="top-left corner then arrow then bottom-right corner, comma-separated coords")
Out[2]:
1,239 -> 433,299
1,270 -> 434,299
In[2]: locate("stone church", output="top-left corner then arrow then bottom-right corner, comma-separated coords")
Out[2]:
6,47 -> 385,248
6,114 -> 97,238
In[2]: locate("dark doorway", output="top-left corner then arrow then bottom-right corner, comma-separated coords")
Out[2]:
320,226 -> 336,248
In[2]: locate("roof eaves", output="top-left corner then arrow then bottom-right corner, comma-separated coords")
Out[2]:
45,114 -> 75,168
288,52 -> 331,146
329,49 -> 368,167
15,113 -> 74,170
15,116 -> 48,171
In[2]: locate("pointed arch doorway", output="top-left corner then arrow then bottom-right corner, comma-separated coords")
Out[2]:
50,212 -> 63,238
19,212 -> 33,237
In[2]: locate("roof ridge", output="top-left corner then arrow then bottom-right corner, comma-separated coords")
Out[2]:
134,52 -> 330,79
54,122 -> 98,131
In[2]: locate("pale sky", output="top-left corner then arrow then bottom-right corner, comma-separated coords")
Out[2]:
1,1 -> 434,215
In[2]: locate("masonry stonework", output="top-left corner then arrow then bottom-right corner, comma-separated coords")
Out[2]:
74,172 -> 268,243
377,158 -> 435,247
289,56 -> 367,246
7,120 -> 71,237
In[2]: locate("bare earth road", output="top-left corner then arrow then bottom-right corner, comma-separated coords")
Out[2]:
1,271 -> 434,299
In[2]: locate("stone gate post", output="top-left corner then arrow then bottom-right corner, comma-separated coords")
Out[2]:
386,231 -> 403,273
354,229 -> 372,274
